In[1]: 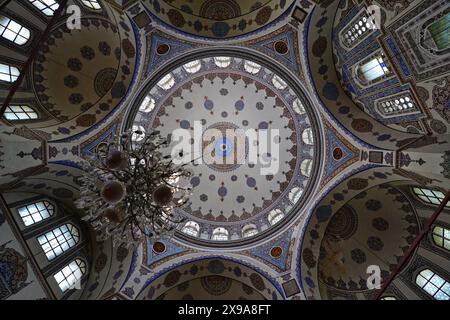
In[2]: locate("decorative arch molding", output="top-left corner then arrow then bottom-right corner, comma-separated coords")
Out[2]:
134,256 -> 285,300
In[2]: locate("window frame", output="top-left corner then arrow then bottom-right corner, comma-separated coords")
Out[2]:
80,0 -> 102,10
211,227 -> 229,241
157,73 -> 175,90
17,200 -> 56,227
431,225 -> 450,251
0,62 -> 20,83
183,60 -> 202,74
53,258 -> 87,293
354,51 -> 392,87
268,208 -> 284,226
27,0 -> 60,16
181,221 -> 200,237
0,15 -> 31,46
213,56 -> 231,68
412,187 -> 449,208
4,105 -> 39,121
37,223 -> 80,261
415,268 -> 450,300
242,224 -> 258,238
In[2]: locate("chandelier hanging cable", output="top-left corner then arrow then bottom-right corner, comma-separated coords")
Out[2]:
76,128 -> 193,247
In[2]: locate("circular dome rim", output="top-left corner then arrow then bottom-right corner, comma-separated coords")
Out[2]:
124,47 -> 323,249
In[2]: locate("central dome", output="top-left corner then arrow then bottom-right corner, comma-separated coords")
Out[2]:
129,54 -> 320,247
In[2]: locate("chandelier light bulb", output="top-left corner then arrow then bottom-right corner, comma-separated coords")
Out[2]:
101,180 -> 126,204
153,185 -> 174,206
102,207 -> 123,223
105,150 -> 126,170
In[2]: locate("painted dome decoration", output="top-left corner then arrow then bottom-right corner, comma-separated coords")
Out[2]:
129,55 -> 320,247
142,0 -> 296,39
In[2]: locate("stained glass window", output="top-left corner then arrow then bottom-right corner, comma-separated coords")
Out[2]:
139,95 -> 155,113
183,60 -> 202,74
431,225 -> 450,251
242,225 -> 258,237
428,13 -> 449,50
81,0 -> 101,10
292,98 -> 306,115
4,105 -> 38,121
302,128 -> 314,145
211,227 -> 229,241
412,187 -> 449,207
37,224 -> 80,261
131,125 -> 145,142
360,55 -> 390,82
416,269 -> 450,300
289,187 -> 304,204
28,0 -> 59,16
18,200 -> 55,226
157,73 -> 175,90
244,60 -> 261,74
214,56 -> 231,68
54,259 -> 86,293
272,75 -> 287,90
300,159 -> 313,177
182,221 -> 200,237
268,209 -> 284,225
0,63 -> 19,82
0,15 -> 30,45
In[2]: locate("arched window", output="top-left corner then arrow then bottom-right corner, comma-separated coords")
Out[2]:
242,224 -> 258,238
139,95 -> 155,113
431,225 -> 450,251
244,60 -> 261,74
183,60 -> 202,74
28,0 -> 60,16
211,227 -> 229,241
272,75 -> 287,90
0,63 -> 19,83
0,15 -> 30,45
18,200 -> 55,226
157,73 -> 175,90
181,221 -> 200,237
54,258 -> 86,293
302,128 -> 314,145
415,269 -> 449,300
292,98 -> 306,115
37,223 -> 80,261
289,187 -> 304,204
81,0 -> 101,10
214,56 -> 231,68
4,105 -> 38,121
300,159 -> 313,177
428,12 -> 449,50
412,187 -> 449,207
131,125 -> 145,142
341,9 -> 376,48
356,52 -> 391,85
377,94 -> 418,117
268,209 -> 284,225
